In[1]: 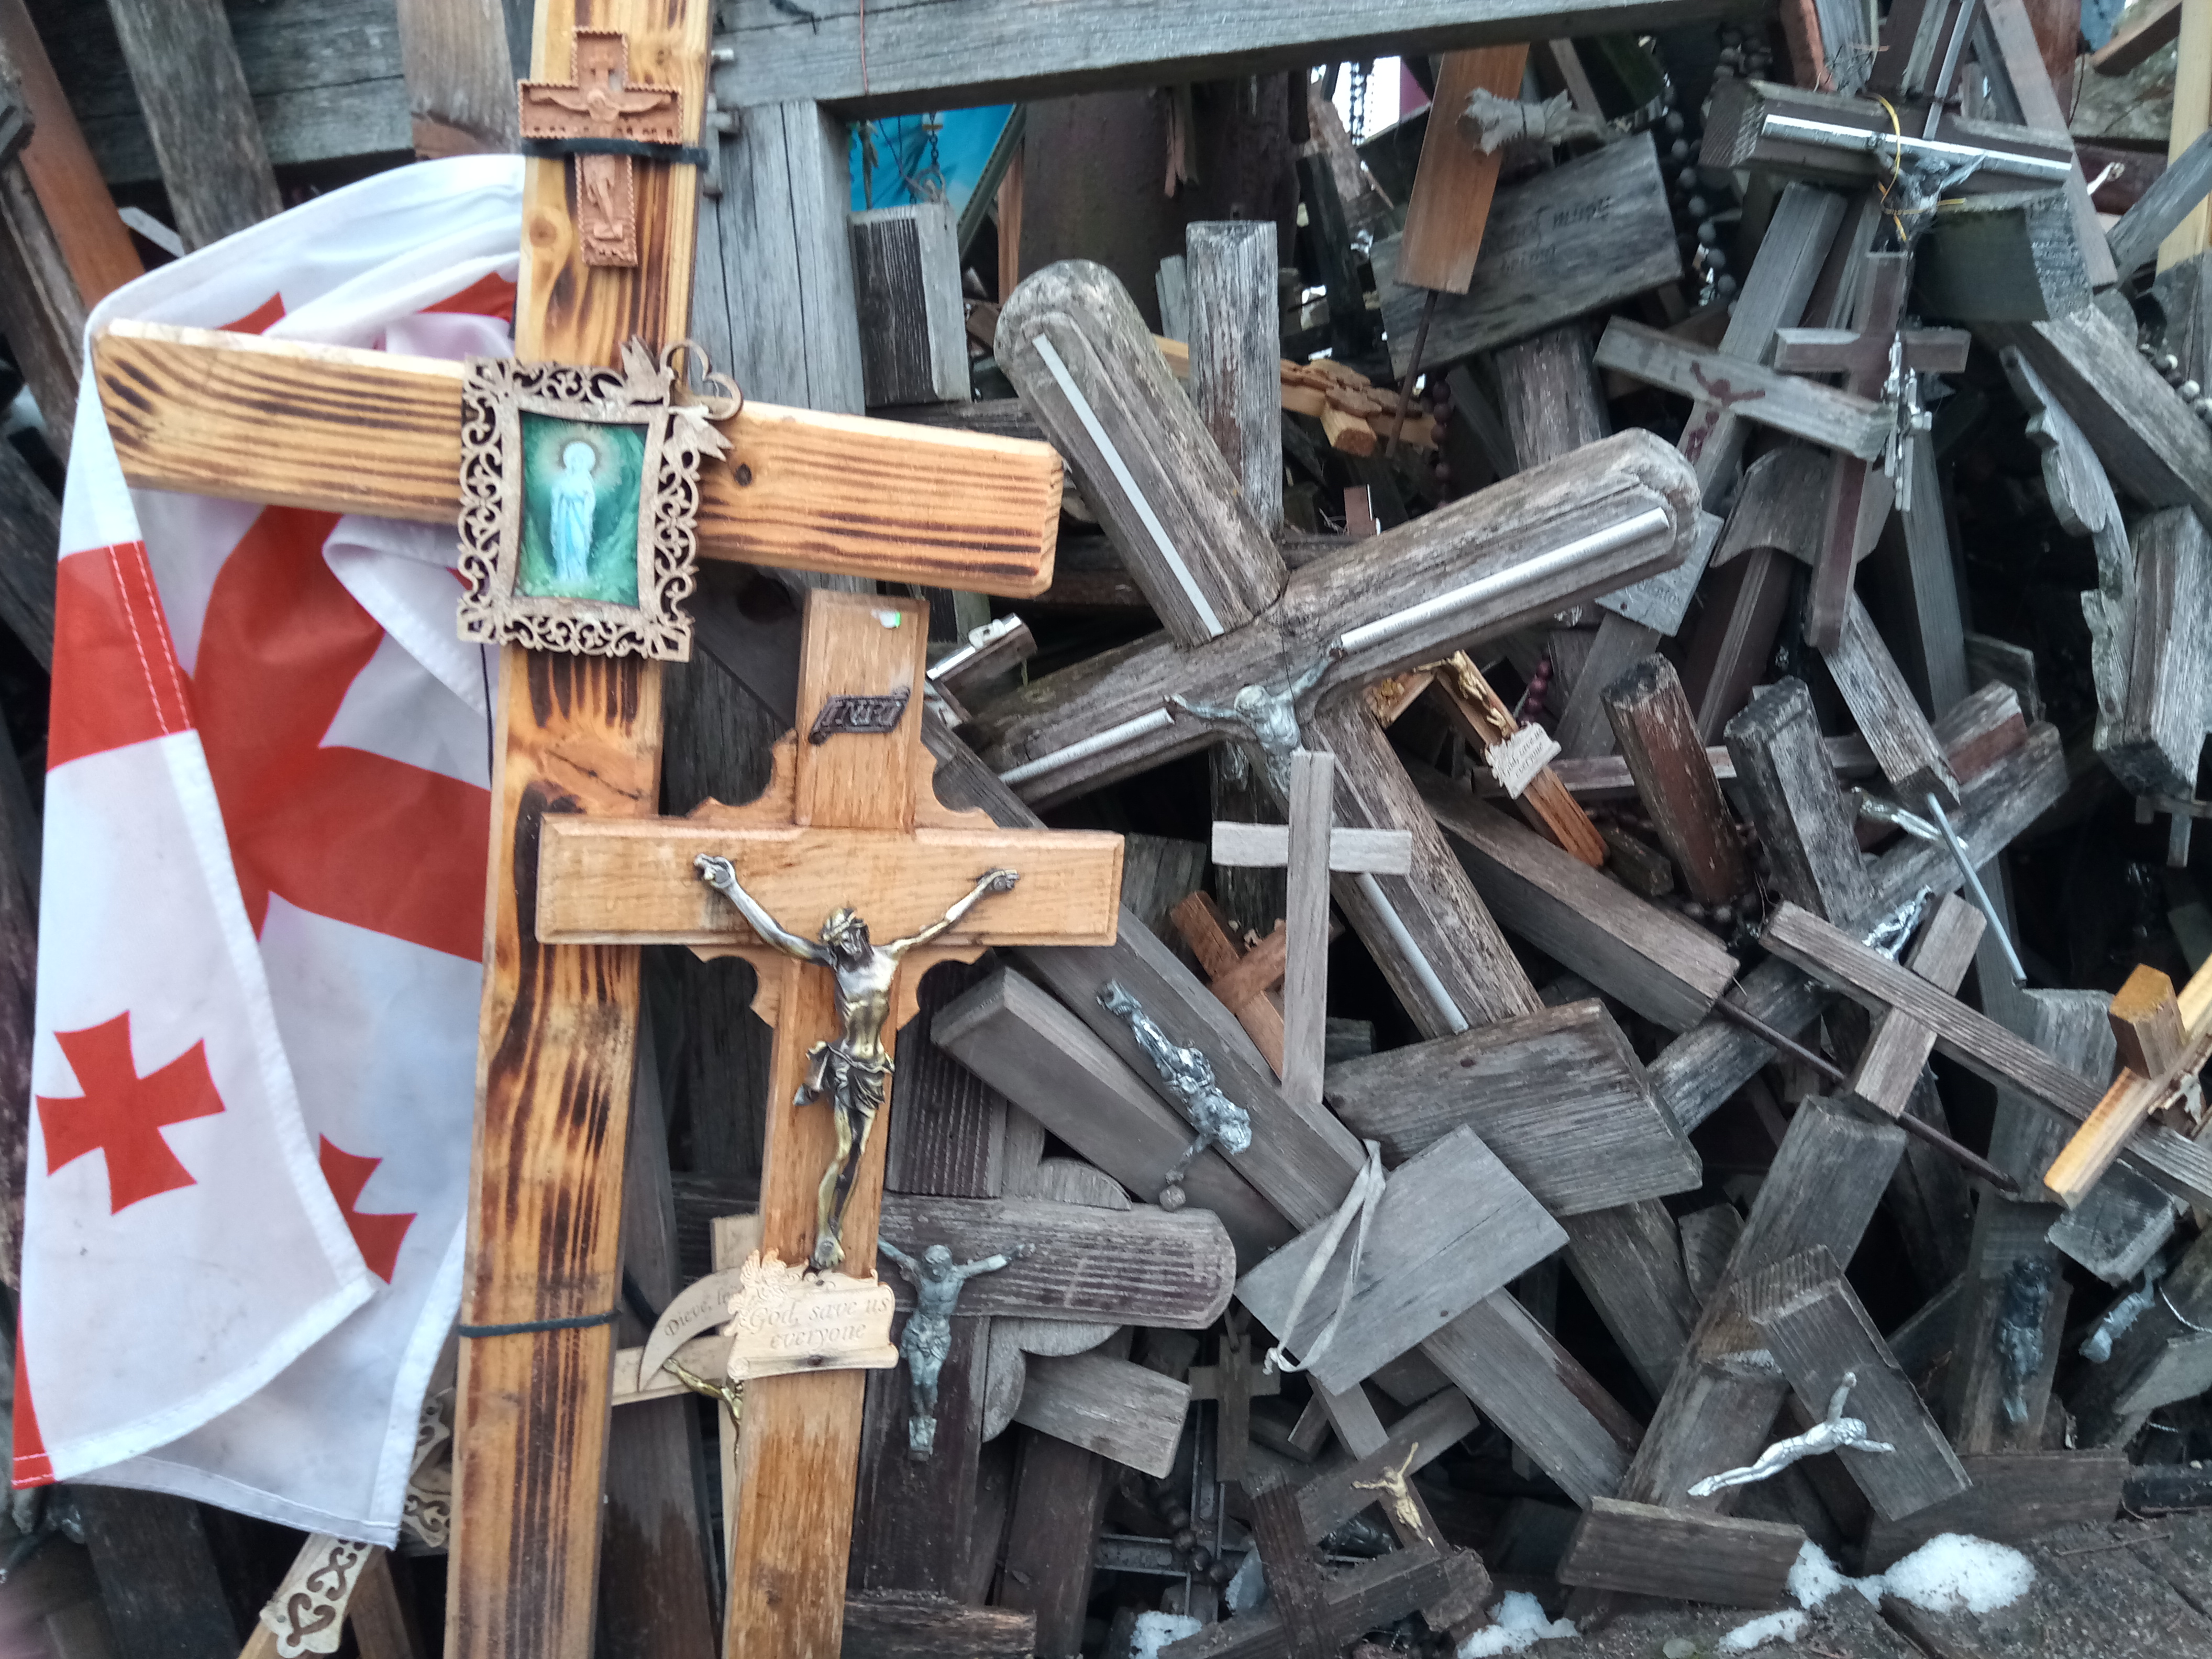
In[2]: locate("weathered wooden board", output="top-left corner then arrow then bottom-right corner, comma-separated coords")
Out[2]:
1557,1498 -> 1804,1605
1417,776 -> 1738,1030
1595,316 -> 1892,459
1010,1352 -> 1190,1477
91,322 -> 1066,597
1373,135 -> 1680,374
102,0 -> 282,250
1236,1126 -> 1566,1393
710,0 -> 1751,113
1323,1000 -> 1700,1215
1859,1452 -> 2126,1569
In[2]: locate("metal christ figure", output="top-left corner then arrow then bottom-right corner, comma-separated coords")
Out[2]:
1098,981 -> 1253,1209
877,1237 -> 1033,1459
1687,1372 -> 1896,1497
694,856 -> 1021,1271
1169,654 -> 1333,799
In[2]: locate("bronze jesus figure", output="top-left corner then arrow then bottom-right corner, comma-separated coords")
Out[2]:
694,857 -> 1020,1271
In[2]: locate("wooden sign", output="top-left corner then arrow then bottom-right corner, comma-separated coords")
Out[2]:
721,1249 -> 899,1380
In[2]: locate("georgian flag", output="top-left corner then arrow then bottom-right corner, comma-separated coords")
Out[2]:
15,157 -> 524,1541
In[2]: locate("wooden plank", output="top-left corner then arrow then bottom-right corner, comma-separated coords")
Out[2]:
1984,305 -> 2212,525
1236,1125 -> 1565,1393
1417,776 -> 1739,1030
1601,655 -> 1751,904
930,966 -> 1291,1268
1859,1452 -> 2126,1569
1916,188 -> 2094,322
2112,505 -> 2212,798
995,1429 -> 1108,1657
396,0 -> 518,156
1944,1197 -> 2067,1454
1372,134 -> 1680,374
1279,751 -> 1334,1109
2110,128 -> 2212,275
0,143 -> 85,457
103,0 -> 282,249
1159,1549 -> 1462,1659
1212,822 -> 1413,873
0,438 -> 57,667
1010,1352 -> 1191,1477
2094,0 -> 2183,72
840,1598 -> 1036,1659
1701,72 -> 2078,186
0,0 -> 138,304
90,322 -> 1065,598
1396,47 -> 1529,294
876,1192 -> 1234,1325
1822,594 -> 1963,806
1595,316 -> 1890,459
1740,1246 -> 1972,1521
1848,894 -> 1985,1119
534,818 -> 1121,947
1557,1498 -> 1803,1605
72,1488 -> 236,1659
709,0 -> 1750,114
1560,1201 -> 1699,1401
1723,676 -> 1874,922
2073,1225 -> 2212,1443
1760,901 -> 2212,1207
1978,0 -> 2119,286
1187,219 -> 1283,532
1324,1000 -> 1701,1216
1171,895 -> 1290,1075
448,8 -> 702,1653
851,202 -> 969,408
1295,1389 -> 1481,1542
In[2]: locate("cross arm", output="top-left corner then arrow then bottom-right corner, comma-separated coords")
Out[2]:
534,817 -> 1122,948
1772,327 -> 1971,377
91,320 -> 1065,596
1594,319 -> 1892,460
1211,823 -> 1412,874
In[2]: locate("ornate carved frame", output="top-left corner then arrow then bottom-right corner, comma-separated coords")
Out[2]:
456,339 -> 735,659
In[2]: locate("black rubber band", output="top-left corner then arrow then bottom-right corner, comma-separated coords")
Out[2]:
456,1308 -> 620,1339
523,136 -> 713,167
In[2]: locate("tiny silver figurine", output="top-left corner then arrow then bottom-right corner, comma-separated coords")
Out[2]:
1169,655 -> 1331,799
696,856 -> 1019,1271
877,1237 -> 1031,1459
2081,1256 -> 2166,1364
1995,1255 -> 2057,1425
1098,981 -> 1253,1209
1687,1372 -> 1896,1497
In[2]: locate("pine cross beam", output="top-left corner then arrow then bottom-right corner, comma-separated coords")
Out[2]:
1759,902 -> 2212,1208
91,319 -> 1064,595
2042,959 -> 2212,1207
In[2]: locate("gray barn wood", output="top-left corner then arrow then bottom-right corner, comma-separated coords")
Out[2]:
842,1596 -> 1035,1659
851,203 -> 970,408
102,0 -> 282,249
1915,189 -> 2094,322
1859,1452 -> 2125,1569
1594,317 -> 1891,459
1724,677 -> 1875,922
2114,506 -> 2212,799
1741,1247 -> 1972,1521
2071,1226 -> 2212,1445
1557,1498 -> 1804,1605
395,0 -> 517,156
1235,1126 -> 1566,1394
996,1431 -> 1109,1658
1944,1197 -> 2070,1455
1821,595 -> 1963,808
1188,220 -> 1282,532
2109,126 -> 2212,276
1323,999 -> 1700,1215
1602,655 -> 1751,904
1558,1201 -> 1700,1402
1010,1352 -> 1190,1478
1373,135 -> 1680,376
1847,895 -> 1984,1119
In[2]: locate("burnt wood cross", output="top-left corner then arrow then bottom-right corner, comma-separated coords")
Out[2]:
1771,248 -> 1968,650
519,27 -> 682,267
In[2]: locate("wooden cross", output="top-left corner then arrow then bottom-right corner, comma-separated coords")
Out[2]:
1770,248 -> 1968,651
518,28 -> 682,268
2043,958 -> 2212,1206
83,2 -> 1067,1651
1211,751 -> 1411,1108
1185,1311 -> 1278,1486
536,589 -> 1122,1656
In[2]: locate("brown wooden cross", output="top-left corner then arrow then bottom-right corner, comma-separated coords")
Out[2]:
81,2 -> 1069,1654
1771,249 -> 1968,650
519,27 -> 682,267
535,589 -> 1124,1657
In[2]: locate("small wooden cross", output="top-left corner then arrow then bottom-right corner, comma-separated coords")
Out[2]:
1770,249 -> 1968,650
535,589 -> 1123,1657
1210,751 -> 1411,1107
1186,1312 -> 1279,1486
518,28 -> 682,267
2044,958 -> 2212,1205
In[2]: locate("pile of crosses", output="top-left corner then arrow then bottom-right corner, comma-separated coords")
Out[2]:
42,0 -> 2212,1652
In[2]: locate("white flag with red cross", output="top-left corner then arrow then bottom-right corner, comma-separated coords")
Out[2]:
14,156 -> 525,1542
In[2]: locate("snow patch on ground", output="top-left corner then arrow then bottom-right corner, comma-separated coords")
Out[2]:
1130,1611 -> 1201,1659
1717,1608 -> 1807,1652
1720,1533 -> 2035,1651
1457,1591 -> 1580,1655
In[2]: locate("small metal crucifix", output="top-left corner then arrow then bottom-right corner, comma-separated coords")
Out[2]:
518,28 -> 685,266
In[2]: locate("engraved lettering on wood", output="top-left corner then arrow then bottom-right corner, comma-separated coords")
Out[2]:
723,1249 -> 899,1379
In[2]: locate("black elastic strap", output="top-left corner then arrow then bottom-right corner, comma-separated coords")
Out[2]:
523,136 -> 713,167
456,1308 -> 620,1339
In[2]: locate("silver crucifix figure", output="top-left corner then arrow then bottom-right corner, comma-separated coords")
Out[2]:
877,1237 -> 1031,1459
1687,1372 -> 1896,1496
1098,981 -> 1253,1208
1169,654 -> 1332,800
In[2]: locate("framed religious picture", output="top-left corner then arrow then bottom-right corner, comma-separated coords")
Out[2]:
456,338 -> 736,658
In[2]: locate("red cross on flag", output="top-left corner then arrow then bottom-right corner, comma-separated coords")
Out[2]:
17,158 -> 524,1542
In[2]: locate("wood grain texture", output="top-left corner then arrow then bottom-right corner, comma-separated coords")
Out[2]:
1159,1548 -> 1463,1659
2072,1226 -> 2212,1443
1596,316 -> 1890,458
1761,901 -> 2212,1207
0,438 -> 56,667
1173,894 -> 1290,1076
2110,126 -> 2212,275
0,0 -> 139,304
2111,505 -> 2212,798
710,0 -> 1746,113
1602,655 -> 1750,904
994,1430 -> 1109,1656
0,151 -> 83,460
103,0 -> 283,248
1721,676 -> 1874,922
1917,188 -> 2094,321
71,1487 -> 236,1659
1010,1352 -> 1190,1476
1847,894 -> 1984,1119
397,0 -> 518,154
1859,1452 -> 2124,1569
1740,1246 -> 1972,1521
1278,751 -> 1334,1109
930,967 -> 1290,1268
1560,1201 -> 1699,1401
1418,774 -> 1738,1030
1977,0 -> 2118,286
1821,594 -> 1963,807
1372,135 -> 1680,374
1396,47 -> 1529,294
1945,1197 -> 2067,1454
1557,1498 -> 1803,1604
1324,1000 -> 1701,1216
1295,1389 -> 1480,1541
840,1597 -> 1035,1659
1236,1125 -> 1566,1393
1187,219 -> 1282,531
91,323 -> 1065,598
851,202 -> 969,409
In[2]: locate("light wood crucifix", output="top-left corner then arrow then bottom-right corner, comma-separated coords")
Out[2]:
535,589 -> 1123,1657
519,28 -> 683,267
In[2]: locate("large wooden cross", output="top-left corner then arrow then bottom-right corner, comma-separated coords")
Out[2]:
535,589 -> 1123,1656
81,2 -> 1072,1654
